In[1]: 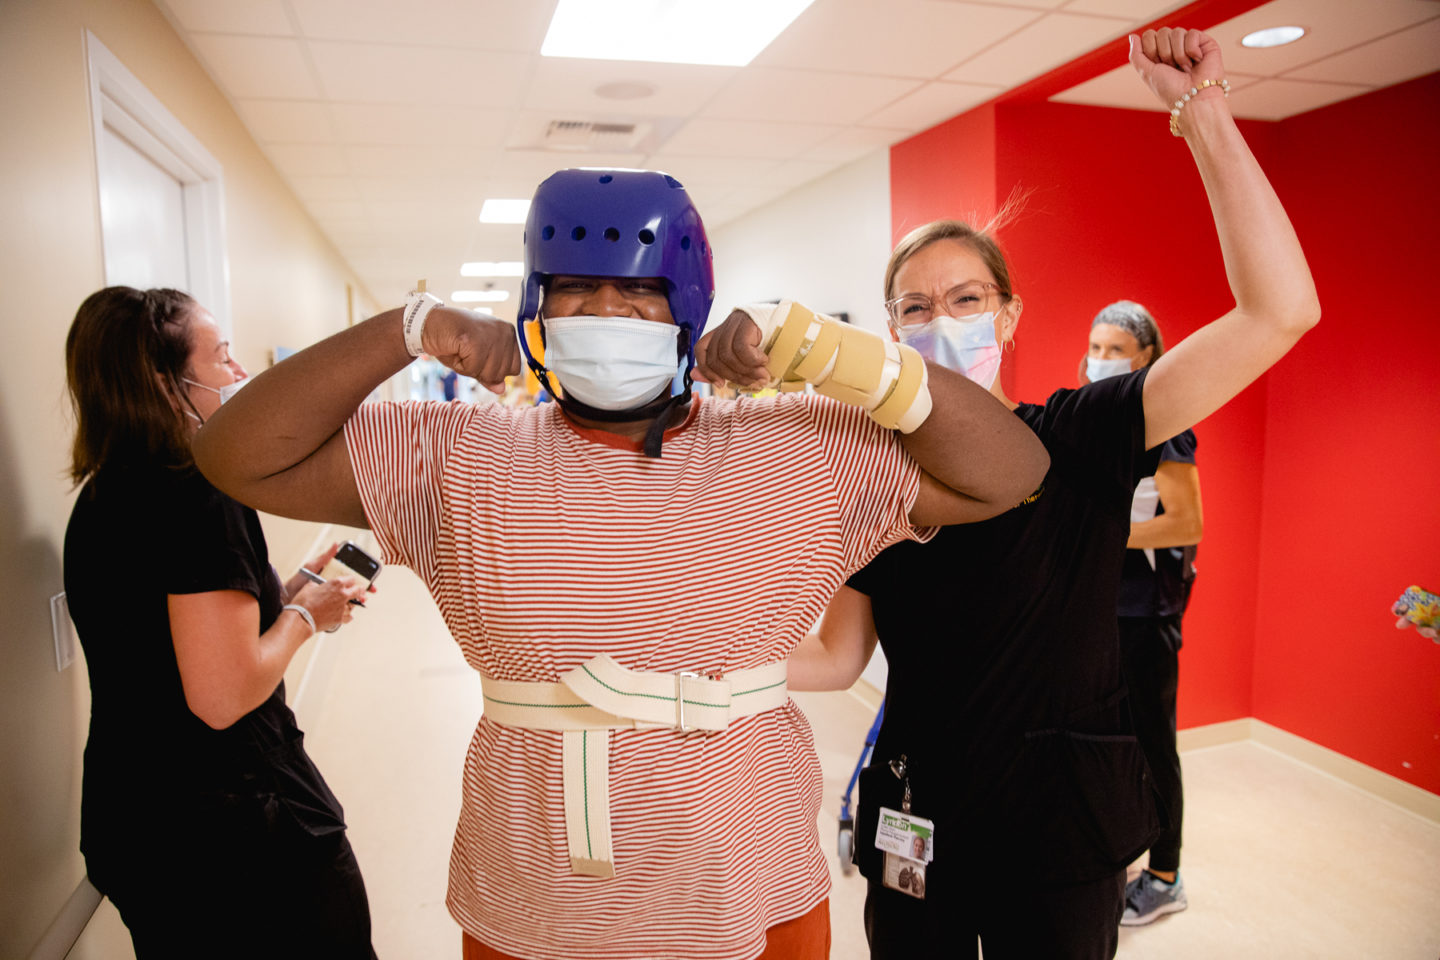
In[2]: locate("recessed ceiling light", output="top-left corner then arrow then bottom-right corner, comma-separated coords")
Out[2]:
461,261 -> 524,277
1241,26 -> 1306,48
479,199 -> 530,224
595,81 -> 656,101
452,290 -> 511,303
542,0 -> 817,67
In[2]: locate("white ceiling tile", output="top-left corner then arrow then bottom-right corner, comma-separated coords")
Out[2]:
235,99 -> 335,143
644,157 -> 783,190
800,126 -> 910,165
307,41 -> 531,106
345,145 -> 489,179
1059,0 -> 1188,19
290,0 -> 557,50
700,68 -> 922,125
1224,76 -> 1378,120
861,81 -> 1001,131
327,103 -> 512,146
944,12 -> 1133,86
1283,17 -> 1440,86
487,150 -> 649,187
354,176 -> 489,204
523,59 -> 738,119
306,199 -> 368,222
189,34 -> 320,99
755,0 -> 1045,77
1206,0 -> 1440,78
264,142 -> 350,176
1050,64 -> 1267,112
287,176 -> 362,202
654,118 -> 840,160
156,0 -> 294,36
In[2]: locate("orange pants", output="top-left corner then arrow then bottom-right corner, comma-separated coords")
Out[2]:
463,899 -> 831,960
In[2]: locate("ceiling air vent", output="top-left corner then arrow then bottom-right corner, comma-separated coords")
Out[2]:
543,119 -> 643,152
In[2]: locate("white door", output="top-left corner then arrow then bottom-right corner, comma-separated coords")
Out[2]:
97,122 -> 190,290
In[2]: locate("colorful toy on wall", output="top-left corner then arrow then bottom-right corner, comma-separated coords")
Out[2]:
1391,585 -> 1440,642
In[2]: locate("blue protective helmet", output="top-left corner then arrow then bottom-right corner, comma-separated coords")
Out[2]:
516,168 -> 715,380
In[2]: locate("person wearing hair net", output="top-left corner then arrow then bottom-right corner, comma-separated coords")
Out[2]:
786,29 -> 1317,959
191,167 -> 1048,960
1083,300 -> 1203,926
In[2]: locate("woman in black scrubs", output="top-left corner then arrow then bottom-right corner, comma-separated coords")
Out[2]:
788,28 -> 1318,960
63,286 -> 377,958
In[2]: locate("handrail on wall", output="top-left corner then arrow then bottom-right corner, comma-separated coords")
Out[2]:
26,876 -> 102,960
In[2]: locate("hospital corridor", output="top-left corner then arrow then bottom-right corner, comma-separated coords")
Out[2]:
4,0 -> 1439,957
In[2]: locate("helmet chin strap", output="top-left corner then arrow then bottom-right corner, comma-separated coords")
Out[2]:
531,328 -> 694,459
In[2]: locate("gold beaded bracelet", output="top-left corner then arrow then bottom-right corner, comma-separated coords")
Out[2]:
1169,78 -> 1231,137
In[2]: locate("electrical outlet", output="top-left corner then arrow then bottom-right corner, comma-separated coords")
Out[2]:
51,592 -> 77,672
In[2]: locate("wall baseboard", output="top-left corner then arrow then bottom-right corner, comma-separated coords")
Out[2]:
1179,717 -> 1440,825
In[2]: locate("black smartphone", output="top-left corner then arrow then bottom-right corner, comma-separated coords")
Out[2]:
320,540 -> 382,588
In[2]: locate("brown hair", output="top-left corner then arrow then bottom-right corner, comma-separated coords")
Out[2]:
884,192 -> 1029,306
66,286 -> 200,485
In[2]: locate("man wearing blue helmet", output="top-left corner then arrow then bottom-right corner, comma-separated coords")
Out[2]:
194,167 -> 1048,960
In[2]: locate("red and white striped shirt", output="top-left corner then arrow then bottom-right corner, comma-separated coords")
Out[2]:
346,394 -> 932,960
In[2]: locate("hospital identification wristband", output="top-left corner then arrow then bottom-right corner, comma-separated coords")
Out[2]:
282,603 -> 316,637
402,289 -> 443,357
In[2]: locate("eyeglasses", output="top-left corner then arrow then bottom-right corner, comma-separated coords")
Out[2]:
885,281 -> 1005,328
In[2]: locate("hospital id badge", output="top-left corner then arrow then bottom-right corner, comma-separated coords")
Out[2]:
876,806 -> 933,900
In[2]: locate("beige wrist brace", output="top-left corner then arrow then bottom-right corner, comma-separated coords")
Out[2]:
736,301 -> 932,432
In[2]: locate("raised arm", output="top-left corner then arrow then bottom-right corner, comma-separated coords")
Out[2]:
192,307 -> 519,525
1130,28 -> 1320,449
696,308 -> 1049,525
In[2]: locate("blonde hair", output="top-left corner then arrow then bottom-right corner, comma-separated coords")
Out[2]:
884,192 -> 1028,303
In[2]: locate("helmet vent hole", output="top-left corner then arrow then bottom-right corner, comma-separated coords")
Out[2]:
638,228 -> 655,245
680,236 -> 691,251
604,227 -> 620,242
542,225 -> 555,241
598,174 -> 614,184
571,226 -> 586,241
664,175 -> 681,188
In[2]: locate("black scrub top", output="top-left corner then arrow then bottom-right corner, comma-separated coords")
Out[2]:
847,369 -> 1162,888
63,460 -> 345,893
1117,429 -> 1198,619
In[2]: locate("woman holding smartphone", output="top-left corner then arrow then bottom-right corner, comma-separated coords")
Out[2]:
62,286 -> 376,958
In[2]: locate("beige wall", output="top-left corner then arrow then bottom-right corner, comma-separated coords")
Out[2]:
0,0 -> 375,952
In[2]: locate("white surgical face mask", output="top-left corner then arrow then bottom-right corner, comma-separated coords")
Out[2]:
1085,356 -> 1133,382
543,315 -> 680,411
898,312 -> 1001,390
184,376 -> 248,404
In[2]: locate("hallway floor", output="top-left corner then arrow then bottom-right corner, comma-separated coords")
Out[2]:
81,559 -> 1440,959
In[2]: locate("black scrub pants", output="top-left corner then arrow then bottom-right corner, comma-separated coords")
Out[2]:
103,817 -> 377,959
863,868 -> 1125,960
1118,613 -> 1184,873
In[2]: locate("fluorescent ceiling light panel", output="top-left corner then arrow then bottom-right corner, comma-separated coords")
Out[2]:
452,290 -> 511,303
479,199 -> 531,224
1241,26 -> 1306,48
461,261 -> 524,277
541,0 -> 817,67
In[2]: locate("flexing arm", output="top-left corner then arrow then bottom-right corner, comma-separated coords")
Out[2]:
1130,28 -> 1321,449
787,586 -> 879,692
169,576 -> 365,729
696,310 -> 1049,525
193,307 -> 520,525
1129,460 -> 1203,549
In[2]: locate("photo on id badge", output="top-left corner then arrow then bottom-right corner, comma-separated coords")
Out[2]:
875,807 -> 933,900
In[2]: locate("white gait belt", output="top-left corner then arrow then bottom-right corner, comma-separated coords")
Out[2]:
480,654 -> 790,878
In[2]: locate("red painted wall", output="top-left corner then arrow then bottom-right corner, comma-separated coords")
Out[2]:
890,71 -> 1440,793
1251,72 -> 1440,793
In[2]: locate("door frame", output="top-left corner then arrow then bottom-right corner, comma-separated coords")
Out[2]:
85,30 -> 232,334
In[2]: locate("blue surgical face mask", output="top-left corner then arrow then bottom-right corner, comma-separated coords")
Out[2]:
1085,356 -> 1133,382
898,312 -> 1001,390
543,315 -> 681,411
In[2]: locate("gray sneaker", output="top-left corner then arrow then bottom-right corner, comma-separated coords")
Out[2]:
1121,871 -> 1187,926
